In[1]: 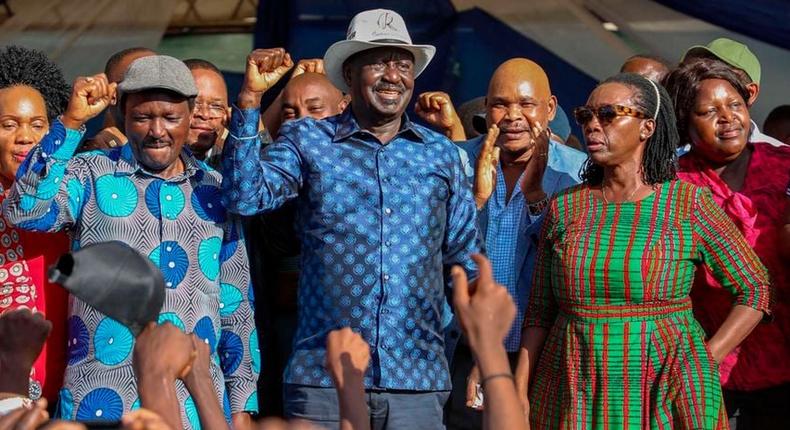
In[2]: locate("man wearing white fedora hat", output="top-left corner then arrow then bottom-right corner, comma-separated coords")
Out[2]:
222,8 -> 480,429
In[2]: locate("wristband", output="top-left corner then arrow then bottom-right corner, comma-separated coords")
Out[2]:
527,195 -> 549,215
480,372 -> 514,387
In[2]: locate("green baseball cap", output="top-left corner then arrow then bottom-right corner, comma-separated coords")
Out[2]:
682,38 -> 761,84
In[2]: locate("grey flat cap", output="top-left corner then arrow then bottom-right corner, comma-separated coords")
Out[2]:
118,55 -> 198,99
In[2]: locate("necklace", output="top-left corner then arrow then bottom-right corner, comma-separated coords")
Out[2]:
601,183 -> 642,203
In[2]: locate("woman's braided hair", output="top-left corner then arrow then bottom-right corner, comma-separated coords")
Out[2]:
581,73 -> 679,186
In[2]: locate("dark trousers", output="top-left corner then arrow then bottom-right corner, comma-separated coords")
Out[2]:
284,384 -> 450,430
725,383 -> 790,430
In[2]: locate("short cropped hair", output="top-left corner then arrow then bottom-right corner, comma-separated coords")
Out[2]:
0,45 -> 70,121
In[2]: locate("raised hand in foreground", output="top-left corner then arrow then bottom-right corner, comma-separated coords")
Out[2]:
325,328 -> 371,430
0,309 -> 52,395
133,322 -> 196,430
184,334 -> 230,430
452,254 -> 528,430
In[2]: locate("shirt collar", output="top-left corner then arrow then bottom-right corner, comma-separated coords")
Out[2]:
333,107 -> 427,143
114,142 -> 201,180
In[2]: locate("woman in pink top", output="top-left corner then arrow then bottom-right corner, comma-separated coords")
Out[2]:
0,45 -> 71,401
666,57 -> 790,429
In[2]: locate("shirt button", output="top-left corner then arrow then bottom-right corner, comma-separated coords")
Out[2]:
383,274 -> 390,281
385,241 -> 391,247
384,208 -> 392,215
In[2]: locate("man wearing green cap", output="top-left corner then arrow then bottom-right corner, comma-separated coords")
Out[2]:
682,37 -> 786,148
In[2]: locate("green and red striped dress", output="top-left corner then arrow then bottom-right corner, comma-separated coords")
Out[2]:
524,180 -> 770,429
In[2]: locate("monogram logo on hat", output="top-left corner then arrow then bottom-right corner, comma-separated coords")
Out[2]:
377,12 -> 398,32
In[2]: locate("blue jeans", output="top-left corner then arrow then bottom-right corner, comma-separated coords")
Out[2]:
284,384 -> 450,430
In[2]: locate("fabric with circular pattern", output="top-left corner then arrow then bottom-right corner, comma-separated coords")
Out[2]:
194,316 -> 217,354
184,396 -> 201,430
219,283 -> 242,317
66,178 -> 85,217
157,312 -> 185,331
198,237 -> 221,281
75,388 -> 123,421
244,391 -> 257,412
8,118 -> 259,422
191,185 -> 226,223
58,388 -> 74,419
144,180 -> 164,218
35,162 -> 67,200
218,330 -> 243,375
67,316 -> 90,365
94,318 -> 134,366
149,241 -> 189,289
249,329 -> 260,374
15,202 -> 59,231
159,182 -> 185,220
95,175 -> 138,217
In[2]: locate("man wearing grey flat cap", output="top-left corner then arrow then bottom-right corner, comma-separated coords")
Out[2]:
222,9 -> 479,429
3,56 -> 258,429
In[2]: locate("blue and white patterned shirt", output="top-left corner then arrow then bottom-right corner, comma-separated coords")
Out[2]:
459,136 -> 586,351
3,120 -> 259,428
222,107 -> 480,391
485,166 -> 526,351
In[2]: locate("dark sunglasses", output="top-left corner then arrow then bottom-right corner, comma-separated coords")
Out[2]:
573,104 -> 647,126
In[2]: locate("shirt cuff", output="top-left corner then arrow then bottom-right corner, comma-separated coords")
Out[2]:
42,119 -> 85,161
229,105 -> 261,140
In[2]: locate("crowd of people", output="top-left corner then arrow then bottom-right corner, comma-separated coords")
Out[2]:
0,7 -> 788,430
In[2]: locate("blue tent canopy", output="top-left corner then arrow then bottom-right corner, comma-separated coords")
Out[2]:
655,0 -> 790,50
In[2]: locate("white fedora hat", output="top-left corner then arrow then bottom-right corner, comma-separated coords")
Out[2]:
324,9 -> 436,92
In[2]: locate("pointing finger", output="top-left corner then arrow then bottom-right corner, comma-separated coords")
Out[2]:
470,253 -> 494,291
451,265 -> 470,309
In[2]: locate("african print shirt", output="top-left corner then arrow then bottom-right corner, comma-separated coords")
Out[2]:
3,120 -> 258,428
222,106 -> 480,391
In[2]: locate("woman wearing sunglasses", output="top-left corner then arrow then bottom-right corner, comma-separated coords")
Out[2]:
665,58 -> 790,429
515,73 -> 770,429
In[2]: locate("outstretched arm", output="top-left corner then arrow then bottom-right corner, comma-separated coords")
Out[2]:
452,254 -> 527,430
222,49 -> 304,216
3,74 -> 114,233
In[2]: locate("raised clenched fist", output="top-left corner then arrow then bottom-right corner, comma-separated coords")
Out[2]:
242,48 -> 294,94
414,91 -> 460,131
62,73 -> 116,130
132,322 -> 196,382
292,59 -> 326,77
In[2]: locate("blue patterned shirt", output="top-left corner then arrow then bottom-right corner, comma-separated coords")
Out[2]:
3,120 -> 259,428
222,107 -> 480,391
